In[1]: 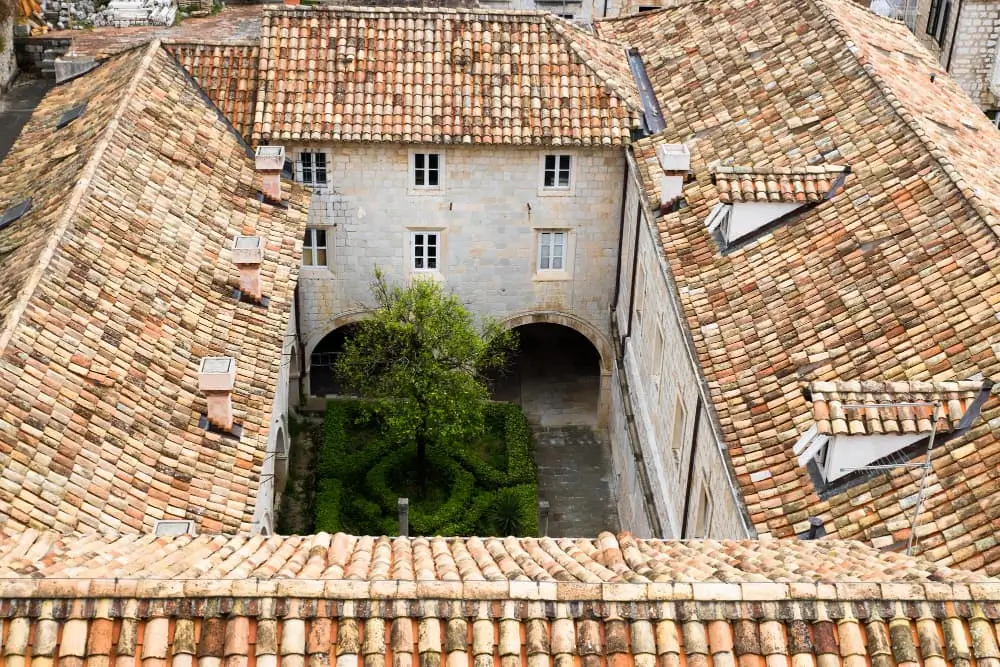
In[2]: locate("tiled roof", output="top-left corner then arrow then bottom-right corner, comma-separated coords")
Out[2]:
712,165 -> 849,204
166,42 -> 260,141
1,530 -> 988,586
253,6 -> 640,146
0,44 -> 309,535
808,381 -> 986,436
0,533 -> 998,667
597,0 -> 1000,573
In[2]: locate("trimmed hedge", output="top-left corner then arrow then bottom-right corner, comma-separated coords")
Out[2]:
314,398 -> 538,536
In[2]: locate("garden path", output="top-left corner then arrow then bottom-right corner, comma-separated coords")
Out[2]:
492,324 -> 620,538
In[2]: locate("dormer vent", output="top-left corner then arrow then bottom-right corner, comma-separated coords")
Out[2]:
255,146 -> 286,204
232,235 -> 265,303
656,143 -> 691,210
153,519 -> 196,536
199,356 -> 237,432
708,165 -> 849,247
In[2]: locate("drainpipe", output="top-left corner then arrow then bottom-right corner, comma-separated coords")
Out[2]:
623,199 -> 643,346
944,0 -> 965,72
679,396 -> 703,537
610,166 -> 631,313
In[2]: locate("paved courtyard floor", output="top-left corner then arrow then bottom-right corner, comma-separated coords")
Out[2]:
492,324 -> 620,537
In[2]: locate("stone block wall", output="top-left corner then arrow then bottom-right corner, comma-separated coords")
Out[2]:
607,159 -> 752,539
1,17 -> 15,91
293,142 -> 624,382
948,0 -> 1000,108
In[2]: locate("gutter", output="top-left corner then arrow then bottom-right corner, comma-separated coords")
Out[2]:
611,166 -> 630,312
623,198 -> 642,343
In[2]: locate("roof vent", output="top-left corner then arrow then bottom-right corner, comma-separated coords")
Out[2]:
153,519 -> 196,537
255,146 -> 286,204
232,235 -> 267,304
0,198 -> 32,232
656,143 -> 691,210
198,356 -> 238,433
56,102 -> 87,129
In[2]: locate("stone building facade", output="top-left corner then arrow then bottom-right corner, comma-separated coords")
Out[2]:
293,142 -> 626,423
891,0 -> 1000,112
1,16 -> 15,91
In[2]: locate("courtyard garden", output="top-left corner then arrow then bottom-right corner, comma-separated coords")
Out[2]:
314,398 -> 537,536
287,270 -> 538,537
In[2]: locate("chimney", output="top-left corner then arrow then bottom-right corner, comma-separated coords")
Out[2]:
656,143 -> 691,210
199,357 -> 237,432
232,235 -> 264,302
255,145 -> 285,203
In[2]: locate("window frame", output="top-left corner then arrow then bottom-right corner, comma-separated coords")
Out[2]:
410,230 -> 442,272
532,228 -> 573,281
539,153 -> 575,195
302,227 -> 329,267
537,230 -> 567,272
409,151 -> 445,193
925,0 -> 951,46
297,150 -> 329,187
670,393 -> 686,468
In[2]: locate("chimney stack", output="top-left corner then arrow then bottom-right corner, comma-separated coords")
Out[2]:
656,143 -> 691,209
232,235 -> 265,302
254,145 -> 285,203
199,357 -> 237,432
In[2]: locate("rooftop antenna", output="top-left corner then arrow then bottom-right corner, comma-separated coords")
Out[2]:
836,399 -> 941,556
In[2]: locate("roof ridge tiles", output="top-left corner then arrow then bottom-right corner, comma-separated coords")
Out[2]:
0,40 -> 160,359
809,0 -> 1000,240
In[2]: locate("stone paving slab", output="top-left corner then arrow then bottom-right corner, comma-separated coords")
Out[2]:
534,425 -> 620,537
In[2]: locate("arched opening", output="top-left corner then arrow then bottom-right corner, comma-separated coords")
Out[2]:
490,322 -> 602,427
488,316 -> 619,537
309,323 -> 360,396
274,427 -> 289,494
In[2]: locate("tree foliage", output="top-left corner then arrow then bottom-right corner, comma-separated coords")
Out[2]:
335,271 -> 517,483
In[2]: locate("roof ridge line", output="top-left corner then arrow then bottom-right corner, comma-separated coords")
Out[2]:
808,0 -> 1000,240
544,17 -> 641,113
0,41 -> 161,359
262,5 -> 551,18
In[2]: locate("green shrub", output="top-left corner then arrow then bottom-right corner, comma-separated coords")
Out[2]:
314,478 -> 343,533
313,399 -> 538,537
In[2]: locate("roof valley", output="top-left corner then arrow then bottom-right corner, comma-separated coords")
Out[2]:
807,0 -> 1000,240
0,41 -> 160,359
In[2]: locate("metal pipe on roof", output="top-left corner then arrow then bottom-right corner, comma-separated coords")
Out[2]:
906,401 -> 941,555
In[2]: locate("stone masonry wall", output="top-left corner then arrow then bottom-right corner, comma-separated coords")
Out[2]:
948,0 -> 1000,108
912,0 -> 1000,110
1,17 -> 15,91
293,142 -> 624,381
608,159 -> 752,539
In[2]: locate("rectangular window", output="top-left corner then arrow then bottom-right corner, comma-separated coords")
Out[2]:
299,152 -> 328,186
302,228 -> 328,266
537,231 -> 566,271
671,395 -> 686,466
926,0 -> 950,45
543,154 -> 572,189
412,232 -> 440,271
413,153 -> 441,188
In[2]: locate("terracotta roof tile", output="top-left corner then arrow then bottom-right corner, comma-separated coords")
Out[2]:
165,42 -> 260,142
253,6 -> 640,146
808,380 -> 985,436
0,44 -> 309,535
597,0 -> 1000,572
712,165 -> 849,204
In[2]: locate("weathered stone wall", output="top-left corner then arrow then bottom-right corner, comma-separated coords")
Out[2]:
608,156 -> 753,539
1,17 -> 16,91
948,0 -> 1000,108
293,142 -> 624,386
913,0 -> 1000,110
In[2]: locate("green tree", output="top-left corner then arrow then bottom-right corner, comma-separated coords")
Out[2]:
335,271 -> 517,487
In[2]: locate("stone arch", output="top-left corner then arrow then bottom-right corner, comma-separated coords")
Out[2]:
304,310 -> 371,361
499,310 -> 613,375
